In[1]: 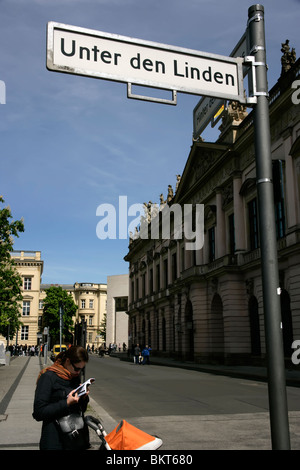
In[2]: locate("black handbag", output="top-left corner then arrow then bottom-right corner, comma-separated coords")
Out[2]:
56,412 -> 90,450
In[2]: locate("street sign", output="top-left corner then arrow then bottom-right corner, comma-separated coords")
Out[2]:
193,32 -> 248,139
193,96 -> 225,139
47,22 -> 246,104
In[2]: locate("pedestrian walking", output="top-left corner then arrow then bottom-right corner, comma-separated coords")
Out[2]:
134,344 -> 141,364
142,345 -> 151,365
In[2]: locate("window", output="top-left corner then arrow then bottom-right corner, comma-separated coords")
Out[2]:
39,300 -> 44,310
156,263 -> 160,292
136,277 -> 139,299
149,268 -> 153,295
248,198 -> 259,250
172,252 -> 177,281
142,273 -> 146,297
209,227 -> 215,262
115,297 -> 128,311
89,299 -> 94,309
21,325 -> 29,341
228,213 -> 235,254
164,259 -> 168,288
22,301 -> 30,316
81,299 -> 86,309
24,278 -> 32,290
89,316 -> 93,326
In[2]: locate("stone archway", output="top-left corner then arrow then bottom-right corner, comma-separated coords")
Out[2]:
210,294 -> 224,362
184,299 -> 194,360
248,296 -> 261,356
162,317 -> 166,352
281,289 -> 293,358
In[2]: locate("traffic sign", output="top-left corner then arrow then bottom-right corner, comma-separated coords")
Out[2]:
47,22 -> 246,104
193,32 -> 248,139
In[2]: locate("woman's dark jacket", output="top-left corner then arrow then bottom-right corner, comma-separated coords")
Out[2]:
33,370 -> 89,450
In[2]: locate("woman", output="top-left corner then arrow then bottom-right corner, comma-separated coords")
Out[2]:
33,345 -> 90,450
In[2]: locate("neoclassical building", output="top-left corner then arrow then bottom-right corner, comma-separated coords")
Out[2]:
124,51 -> 300,365
10,250 -> 44,346
39,281 -> 107,347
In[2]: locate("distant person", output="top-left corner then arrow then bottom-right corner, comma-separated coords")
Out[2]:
142,345 -> 151,365
99,344 -> 105,357
134,344 -> 141,364
33,345 -> 90,450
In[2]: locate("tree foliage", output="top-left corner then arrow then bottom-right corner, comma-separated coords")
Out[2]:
42,286 -> 78,343
98,312 -> 106,342
0,196 -> 25,338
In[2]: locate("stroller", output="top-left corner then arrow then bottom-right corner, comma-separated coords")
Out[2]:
85,415 -> 163,450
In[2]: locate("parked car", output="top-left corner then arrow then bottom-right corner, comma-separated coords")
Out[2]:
51,344 -> 67,361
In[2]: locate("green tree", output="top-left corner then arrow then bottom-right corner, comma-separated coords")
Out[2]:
0,196 -> 24,338
98,312 -> 106,342
42,286 -> 78,344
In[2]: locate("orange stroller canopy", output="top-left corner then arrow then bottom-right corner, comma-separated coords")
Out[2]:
105,419 -> 162,450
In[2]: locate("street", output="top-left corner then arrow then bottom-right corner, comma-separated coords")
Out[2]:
85,355 -> 300,450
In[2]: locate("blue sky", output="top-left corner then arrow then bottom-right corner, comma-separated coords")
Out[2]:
0,0 -> 299,285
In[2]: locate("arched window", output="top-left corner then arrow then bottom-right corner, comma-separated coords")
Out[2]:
280,289 -> 293,357
210,294 -> 224,355
162,317 -> 166,351
185,299 -> 194,360
248,296 -> 261,356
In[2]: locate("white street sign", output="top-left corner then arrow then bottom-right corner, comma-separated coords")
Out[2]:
47,22 -> 246,103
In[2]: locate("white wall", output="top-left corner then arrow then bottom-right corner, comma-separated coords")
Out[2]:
106,274 -> 129,348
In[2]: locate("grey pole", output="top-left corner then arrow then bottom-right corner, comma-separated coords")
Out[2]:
247,4 -> 290,449
59,301 -> 64,352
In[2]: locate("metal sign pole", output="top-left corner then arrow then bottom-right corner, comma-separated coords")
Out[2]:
247,4 -> 290,449
59,301 -> 64,352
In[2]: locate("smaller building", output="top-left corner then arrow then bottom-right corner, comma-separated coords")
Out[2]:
40,282 -> 107,348
106,274 -> 129,350
10,251 -> 44,345
2,251 -> 108,350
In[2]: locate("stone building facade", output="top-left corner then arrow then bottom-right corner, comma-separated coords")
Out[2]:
10,251 -> 44,346
124,53 -> 300,366
39,281 -> 107,347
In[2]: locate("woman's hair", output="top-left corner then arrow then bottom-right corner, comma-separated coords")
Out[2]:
56,345 -> 89,365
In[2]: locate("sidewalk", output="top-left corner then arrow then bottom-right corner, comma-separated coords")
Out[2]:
0,355 -> 105,450
0,355 -> 45,449
1,354 -> 300,450
113,351 -> 300,387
